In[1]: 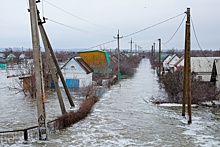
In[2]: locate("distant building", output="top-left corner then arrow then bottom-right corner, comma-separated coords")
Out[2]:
0,52 -> 6,69
59,57 -> 93,89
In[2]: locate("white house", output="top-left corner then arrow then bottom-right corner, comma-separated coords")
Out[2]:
59,57 -> 93,89
175,57 -> 220,81
163,54 -> 172,71
167,54 -> 180,71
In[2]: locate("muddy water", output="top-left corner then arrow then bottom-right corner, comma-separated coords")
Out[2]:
1,59 -> 220,146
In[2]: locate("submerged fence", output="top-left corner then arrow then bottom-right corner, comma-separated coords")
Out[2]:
0,94 -> 99,145
0,119 -> 59,145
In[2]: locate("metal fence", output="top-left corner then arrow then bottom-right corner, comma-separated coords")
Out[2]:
0,119 -> 59,146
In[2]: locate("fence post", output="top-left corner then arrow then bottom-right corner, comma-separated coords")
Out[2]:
24,130 -> 28,141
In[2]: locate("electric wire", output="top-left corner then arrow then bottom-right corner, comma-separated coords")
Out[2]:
89,40 -> 116,49
123,12 -> 185,38
88,12 -> 186,49
163,14 -> 186,44
46,18 -> 111,37
191,15 -> 212,66
44,0 -> 113,30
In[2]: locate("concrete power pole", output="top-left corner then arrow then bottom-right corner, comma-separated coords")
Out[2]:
182,8 -> 192,124
129,39 -> 134,52
114,30 -> 123,79
28,0 -> 47,140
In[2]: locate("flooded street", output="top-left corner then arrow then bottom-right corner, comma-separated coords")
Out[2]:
1,59 -> 220,146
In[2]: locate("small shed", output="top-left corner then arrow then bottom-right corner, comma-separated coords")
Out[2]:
78,50 -> 111,73
59,57 -> 93,89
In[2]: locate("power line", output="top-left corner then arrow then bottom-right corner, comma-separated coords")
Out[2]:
123,12 -> 185,38
88,12 -> 185,49
191,16 -> 203,51
89,40 -> 116,49
191,15 -> 212,66
44,0 -> 113,30
163,14 -> 186,44
46,18 -> 110,37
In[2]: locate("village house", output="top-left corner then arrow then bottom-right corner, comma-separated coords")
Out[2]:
166,54 -> 180,72
78,50 -> 111,74
162,54 -> 176,71
175,57 -> 220,81
59,57 -> 93,89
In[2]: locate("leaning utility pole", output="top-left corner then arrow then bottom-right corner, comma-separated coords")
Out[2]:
129,39 -> 134,52
38,19 -> 75,108
182,8 -> 192,124
114,30 -> 123,78
38,17 -> 67,114
158,38 -> 161,77
28,0 -> 47,140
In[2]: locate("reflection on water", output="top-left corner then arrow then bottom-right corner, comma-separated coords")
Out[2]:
0,59 -> 220,146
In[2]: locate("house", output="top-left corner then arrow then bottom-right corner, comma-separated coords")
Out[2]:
166,54 -> 180,72
78,50 -> 111,74
191,57 -> 220,81
174,56 -> 184,71
175,57 -> 220,81
59,57 -> 93,89
162,54 -> 173,71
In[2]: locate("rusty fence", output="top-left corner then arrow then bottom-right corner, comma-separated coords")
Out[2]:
0,119 -> 59,145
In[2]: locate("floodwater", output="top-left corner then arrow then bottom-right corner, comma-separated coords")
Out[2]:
0,59 -> 220,146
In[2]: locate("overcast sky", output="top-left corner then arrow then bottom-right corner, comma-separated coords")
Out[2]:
0,0 -> 219,51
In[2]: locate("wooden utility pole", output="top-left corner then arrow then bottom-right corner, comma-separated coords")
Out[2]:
114,30 -> 123,78
38,22 -> 75,108
158,38 -> 161,77
129,39 -> 134,52
186,8 -> 192,124
28,0 -> 47,140
182,8 -> 191,124
153,43 -> 156,67
151,45 -> 154,64
38,18 -> 67,114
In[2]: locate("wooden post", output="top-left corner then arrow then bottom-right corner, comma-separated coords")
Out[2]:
153,43 -> 156,68
38,21 -> 75,108
28,0 -> 47,140
129,38 -> 134,53
186,8 -> 192,124
114,30 -> 123,79
182,8 -> 191,124
158,39 -> 161,77
38,19 -> 67,114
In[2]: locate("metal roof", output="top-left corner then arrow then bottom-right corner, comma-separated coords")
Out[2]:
191,57 -> 220,73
